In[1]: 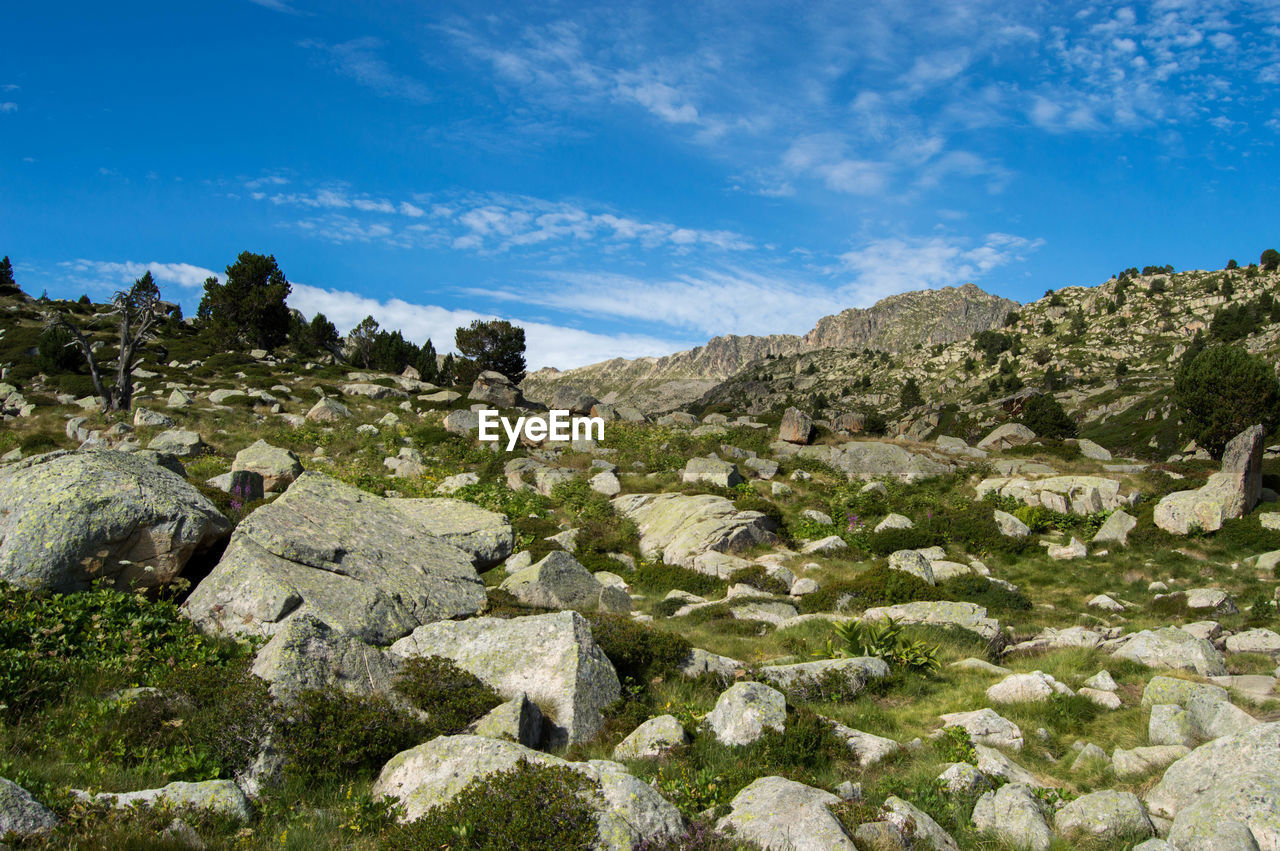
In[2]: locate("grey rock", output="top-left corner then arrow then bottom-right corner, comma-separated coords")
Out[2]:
499,550 -> 631,613
778,407 -> 815,444
939,708 -> 1024,751
1054,790 -> 1153,843
977,423 -> 1036,452
677,648 -> 741,681
938,762 -> 992,795
744,457 -> 779,479
715,776 -> 856,850
971,783 -> 1052,851
231,439 -> 302,492
1076,438 -> 1113,461
390,611 -> 620,747
1155,424 -> 1266,534
147,428 -> 205,458
801,534 -> 847,555
613,715 -> 689,760
703,681 -> 786,746
387,497 -> 514,568
589,470 -> 621,496
468,371 -> 523,408
862,601 -> 1003,643
133,407 -> 174,428
1110,627 -> 1228,677
994,509 -> 1031,537
85,780 -> 251,822
0,777 -> 59,836
184,473 -> 485,644
612,492 -> 778,569
760,657 -> 889,698
1092,509 -> 1137,545
682,456 -> 743,488
795,441 -> 950,483
0,449 -> 229,592
442,409 -> 480,436
467,692 -> 543,748
887,549 -> 935,584
1112,745 -> 1190,776
249,615 -> 400,700
875,513 -> 914,532
1167,770 -> 1277,850
883,796 -> 959,850
305,397 -> 350,422
1149,704 -> 1196,748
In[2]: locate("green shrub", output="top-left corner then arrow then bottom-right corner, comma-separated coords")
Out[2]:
727,566 -> 789,596
36,325 -> 84,374
0,583 -> 247,717
393,656 -> 502,734
386,760 -> 598,851
1175,343 -> 1280,457
55,373 -> 99,398
18,433 -> 60,454
829,617 -> 940,672
575,514 -> 640,557
631,562 -> 725,598
867,525 -> 940,555
275,689 -> 429,783
798,564 -> 941,614
1020,394 -> 1077,439
585,613 -> 691,683
935,574 -> 1032,613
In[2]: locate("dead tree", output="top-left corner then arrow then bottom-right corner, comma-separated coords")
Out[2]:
43,272 -> 163,412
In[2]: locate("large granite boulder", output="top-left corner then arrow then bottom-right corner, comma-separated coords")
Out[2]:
778,407 -> 816,445
972,783 -> 1052,851
977,423 -> 1036,452
390,611 -> 619,747
0,449 -> 229,592
184,473 -> 485,644
795,440 -> 950,483
939,707 -> 1024,751
79,779 -> 251,822
759,657 -> 889,697
147,428 -> 206,458
231,439 -> 303,492
1054,790 -> 1154,843
1147,722 -> 1280,848
1109,628 -> 1228,677
681,456 -> 743,488
717,776 -> 856,849
612,493 -> 778,568
371,735 -> 683,849
703,681 -> 786,746
386,497 -> 514,568
613,715 -> 689,761
862,601 -> 1003,643
306,397 -> 350,422
0,777 -> 59,836
468,370 -> 524,408
498,551 -> 631,613
250,614 -> 400,700
1155,424 -> 1266,534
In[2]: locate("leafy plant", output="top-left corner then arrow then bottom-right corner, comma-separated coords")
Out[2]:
830,618 -> 940,672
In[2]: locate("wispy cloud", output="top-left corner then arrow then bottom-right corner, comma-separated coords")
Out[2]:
301,37 -> 431,103
248,0 -> 303,14
838,233 -> 1044,304
287,283 -> 689,369
58,260 -> 221,292
0,103 -> 16,113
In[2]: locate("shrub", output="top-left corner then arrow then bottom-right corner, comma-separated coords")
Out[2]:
868,525 -> 940,555
1021,394 -> 1077,439
387,760 -> 598,851
727,566 -> 789,596
830,617 -> 940,672
35,325 -> 83,374
585,613 -> 691,683
631,561 -> 725,598
936,574 -> 1031,613
18,433 -> 60,454
393,656 -> 502,734
275,689 -> 429,783
798,564 -> 941,614
1174,343 -> 1280,457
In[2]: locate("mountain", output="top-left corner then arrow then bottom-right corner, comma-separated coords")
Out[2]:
521,283 -> 1020,412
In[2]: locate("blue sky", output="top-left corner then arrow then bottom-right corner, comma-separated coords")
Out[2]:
3,1 -> 1279,369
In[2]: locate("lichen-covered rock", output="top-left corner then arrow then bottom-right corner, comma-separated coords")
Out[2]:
887,549 -> 935,584
305,397 -> 350,422
371,735 -> 684,849
84,779 -> 252,821
387,497 -> 514,568
249,614 -> 400,699
795,441 -> 950,483
1054,790 -> 1154,843
0,449 -> 229,592
1112,745 -> 1190,776
499,551 -> 631,613
883,796 -> 959,850
613,715 -> 689,760
971,783 -> 1052,851
468,371 -> 523,408
715,776 -> 856,850
612,492 -> 778,568
147,428 -> 206,458
938,762 -> 992,795
703,681 -> 786,746
231,439 -> 303,492
390,611 -> 619,747
1093,509 -> 1137,545
1155,425 -> 1266,534
0,777 -> 59,836
467,692 -> 543,748
1149,704 -> 1196,748
682,456 -> 743,488
977,423 -> 1036,451
862,601 -> 1003,643
133,407 -> 174,428
986,671 -> 1072,704
939,708 -> 1024,751
993,509 -> 1030,537
1109,627 -> 1228,677
1167,768 -> 1279,850
1146,722 -> 1280,825
826,719 -> 902,768
184,473 -> 485,644
759,657 -> 889,697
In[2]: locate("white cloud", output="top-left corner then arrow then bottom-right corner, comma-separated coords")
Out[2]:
301,37 -> 431,103
0,103 -> 16,113
838,233 -> 1043,304
248,0 -> 302,12
58,260 -> 221,292
287,283 -> 689,369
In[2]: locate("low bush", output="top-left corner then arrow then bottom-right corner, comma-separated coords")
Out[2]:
386,760 -> 598,851
393,656 -> 502,734
275,689 -> 429,783
585,613 -> 692,684
798,564 -> 941,614
630,562 -> 725,598
727,566 -> 789,596
19,432 -> 60,454
935,574 -> 1032,613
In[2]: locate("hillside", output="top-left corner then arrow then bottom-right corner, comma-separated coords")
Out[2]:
1,265 -> 1280,849
521,283 -> 1018,413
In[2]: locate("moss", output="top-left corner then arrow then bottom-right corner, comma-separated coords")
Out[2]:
584,613 -> 692,684
393,655 -> 503,733
275,688 -> 429,783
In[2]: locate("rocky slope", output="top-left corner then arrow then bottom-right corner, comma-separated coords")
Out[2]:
521,283 -> 1018,412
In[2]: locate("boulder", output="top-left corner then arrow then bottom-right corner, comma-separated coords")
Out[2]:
795,441 -> 949,483
778,407 -> 815,444
977,423 -> 1036,452
1109,628 -> 1228,676
986,671 -> 1071,704
1054,790 -> 1153,843
549,387 -> 599,415
133,407 -> 174,428
442,409 -> 480,436
1149,704 -> 1196,748
184,473 -> 485,644
589,470 -> 621,496
386,497 -> 514,568
759,657 -> 889,697
1077,438 -> 1113,461
716,776 -> 857,850
1112,745 -> 1190,776
147,428 -> 205,458
875,513 -> 914,532
801,534 -> 847,555
1155,424 -> 1266,534
0,449 -> 229,592
1093,509 -> 1137,545
0,777 -> 59,836
1048,537 -> 1087,560
167,388 -> 193,408
467,693 -> 543,748
939,707 -> 1024,750
231,439 -> 302,492
1147,722 -> 1280,846
209,388 -> 247,405
390,611 -> 620,747
862,601 -> 1003,643
971,784 -> 1052,851
305,397 -> 350,422
612,493 -> 778,568
612,715 -> 689,760
499,551 -> 631,613
342,382 -> 404,400
993,509 -> 1031,538
468,371 -> 523,408
371,735 -> 683,848
744,457 -> 779,479
249,614 -> 400,700
703,681 -> 786,746
887,549 -> 935,584
1226,628 -> 1280,657
84,779 -> 252,822
883,796 -> 959,850
826,719 -> 902,768
681,456 -> 743,488
420,390 -> 461,404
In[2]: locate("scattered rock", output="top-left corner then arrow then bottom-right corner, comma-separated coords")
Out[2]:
716,776 -> 856,850
147,428 -> 206,458
499,551 -> 631,613
939,708 -> 1024,751
1092,509 -> 1137,545
305,397 -> 350,422
863,601 -> 1003,643
778,407 -> 815,444
703,681 -> 786,746
977,423 -> 1036,452
972,783 -> 1052,851
0,776 -> 59,836
1054,790 -> 1153,843
1109,627 -> 1228,677
993,509 -> 1031,538
1155,424 -> 1265,534
231,439 -> 302,492
887,549 -> 935,584
682,456 -> 743,488
612,492 -> 778,568
613,715 -> 689,760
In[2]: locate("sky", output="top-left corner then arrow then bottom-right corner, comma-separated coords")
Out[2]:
3,1 -> 1279,370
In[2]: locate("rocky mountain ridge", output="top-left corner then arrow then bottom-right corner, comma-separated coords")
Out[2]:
522,283 -> 1019,412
